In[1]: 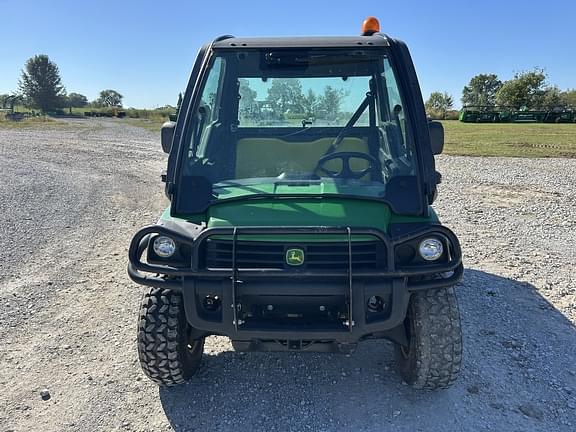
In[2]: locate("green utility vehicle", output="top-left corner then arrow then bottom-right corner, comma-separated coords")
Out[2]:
128,18 -> 463,390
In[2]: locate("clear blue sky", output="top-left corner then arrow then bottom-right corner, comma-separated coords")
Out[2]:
1,0 -> 574,108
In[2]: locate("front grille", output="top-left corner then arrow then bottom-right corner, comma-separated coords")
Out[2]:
202,239 -> 386,270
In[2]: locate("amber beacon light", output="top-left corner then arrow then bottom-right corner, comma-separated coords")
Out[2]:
361,16 -> 380,36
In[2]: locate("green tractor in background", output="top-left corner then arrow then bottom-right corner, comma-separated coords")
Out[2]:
460,105 -> 575,123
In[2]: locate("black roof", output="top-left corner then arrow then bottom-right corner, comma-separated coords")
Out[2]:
212,35 -> 390,49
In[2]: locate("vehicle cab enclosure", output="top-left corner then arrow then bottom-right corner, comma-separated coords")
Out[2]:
129,29 -> 461,356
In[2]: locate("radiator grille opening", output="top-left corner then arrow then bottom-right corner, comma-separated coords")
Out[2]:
202,239 -> 386,270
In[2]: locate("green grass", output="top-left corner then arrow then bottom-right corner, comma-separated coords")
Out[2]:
114,119 -> 576,158
442,120 -> 576,158
0,114 -> 65,129
3,109 -> 575,158
1,105 -> 172,132
121,117 -> 165,132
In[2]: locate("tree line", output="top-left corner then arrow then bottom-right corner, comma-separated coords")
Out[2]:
426,69 -> 576,119
238,78 -> 347,124
5,55 -> 574,121
0,55 -> 124,113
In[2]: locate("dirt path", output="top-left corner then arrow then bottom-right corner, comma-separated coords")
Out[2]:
0,119 -> 574,431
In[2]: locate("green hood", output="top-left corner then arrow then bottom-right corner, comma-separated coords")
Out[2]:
206,197 -> 392,233
205,181 -> 392,232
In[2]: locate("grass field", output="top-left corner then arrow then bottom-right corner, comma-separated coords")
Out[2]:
122,117 -> 164,132
441,121 -> 576,158
125,119 -> 576,158
0,115 -> 63,129
2,112 -> 574,158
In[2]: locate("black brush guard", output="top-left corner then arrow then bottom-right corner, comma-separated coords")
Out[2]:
128,225 -> 463,345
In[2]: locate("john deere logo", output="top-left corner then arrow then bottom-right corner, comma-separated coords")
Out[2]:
286,248 -> 305,266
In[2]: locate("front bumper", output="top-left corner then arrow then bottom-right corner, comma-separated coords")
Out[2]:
128,225 -> 463,344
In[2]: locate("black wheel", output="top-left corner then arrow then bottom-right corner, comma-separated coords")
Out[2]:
137,287 -> 204,386
394,287 -> 462,390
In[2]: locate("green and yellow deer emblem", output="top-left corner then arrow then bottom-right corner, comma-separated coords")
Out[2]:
285,248 -> 305,266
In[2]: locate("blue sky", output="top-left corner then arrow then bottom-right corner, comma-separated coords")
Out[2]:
1,0 -> 574,108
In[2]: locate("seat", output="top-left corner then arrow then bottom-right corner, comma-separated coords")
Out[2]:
235,137 -> 370,179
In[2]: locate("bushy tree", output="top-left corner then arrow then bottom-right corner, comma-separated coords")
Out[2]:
238,79 -> 259,121
0,94 -> 22,111
561,89 -> 576,108
540,86 -> 565,110
95,89 -> 123,107
239,79 -> 257,107
496,69 -> 547,110
317,86 -> 346,122
461,74 -> 502,108
301,89 -> 318,118
425,91 -> 454,119
0,94 -> 10,108
265,79 -> 304,115
18,54 -> 66,112
67,92 -> 88,108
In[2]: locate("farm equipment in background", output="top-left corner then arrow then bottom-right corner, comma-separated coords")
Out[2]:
84,108 -> 126,118
460,106 -> 576,123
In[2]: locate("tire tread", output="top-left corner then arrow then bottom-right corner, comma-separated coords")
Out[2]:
137,287 -> 203,386
396,287 -> 462,390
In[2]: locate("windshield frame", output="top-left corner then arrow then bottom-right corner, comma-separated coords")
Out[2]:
172,43 -> 428,216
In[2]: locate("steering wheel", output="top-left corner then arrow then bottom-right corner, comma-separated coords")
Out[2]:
316,152 -> 379,180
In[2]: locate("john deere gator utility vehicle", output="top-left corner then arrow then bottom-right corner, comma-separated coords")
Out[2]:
128,17 -> 464,390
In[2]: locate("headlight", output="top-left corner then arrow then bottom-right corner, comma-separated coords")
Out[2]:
418,238 -> 443,261
153,236 -> 176,258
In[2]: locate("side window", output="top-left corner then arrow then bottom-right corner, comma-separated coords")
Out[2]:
191,57 -> 225,157
381,58 -> 412,161
382,59 -> 407,140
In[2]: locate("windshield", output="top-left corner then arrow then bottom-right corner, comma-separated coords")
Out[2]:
177,48 -> 421,214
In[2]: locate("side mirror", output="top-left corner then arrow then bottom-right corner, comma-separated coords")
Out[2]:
161,121 -> 176,153
428,121 -> 444,155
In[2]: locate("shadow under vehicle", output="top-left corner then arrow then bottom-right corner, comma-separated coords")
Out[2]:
157,270 -> 576,431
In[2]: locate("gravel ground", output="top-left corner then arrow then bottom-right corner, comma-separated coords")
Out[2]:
0,119 -> 574,432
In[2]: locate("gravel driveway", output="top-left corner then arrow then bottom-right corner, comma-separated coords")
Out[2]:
0,119 -> 574,431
